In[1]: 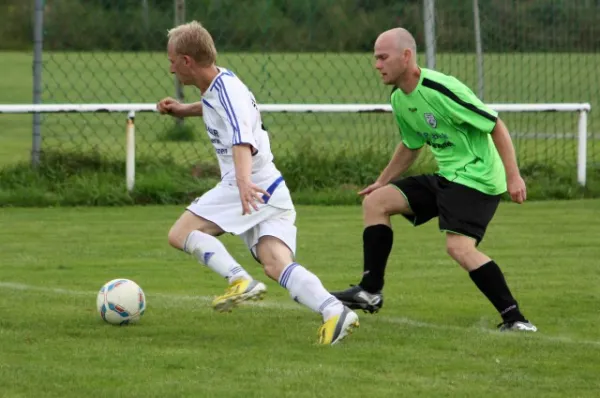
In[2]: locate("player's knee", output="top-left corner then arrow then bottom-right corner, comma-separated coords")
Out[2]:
167,225 -> 185,250
362,190 -> 387,216
446,238 -> 475,263
363,186 -> 408,217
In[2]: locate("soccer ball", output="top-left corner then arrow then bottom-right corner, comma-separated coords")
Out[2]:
96,278 -> 146,325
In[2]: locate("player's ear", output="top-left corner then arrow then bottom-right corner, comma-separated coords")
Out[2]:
182,55 -> 192,67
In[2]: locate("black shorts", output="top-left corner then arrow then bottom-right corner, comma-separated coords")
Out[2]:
391,174 -> 501,244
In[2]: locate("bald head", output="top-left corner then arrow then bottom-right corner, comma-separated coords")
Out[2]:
376,28 -> 417,55
373,28 -> 419,86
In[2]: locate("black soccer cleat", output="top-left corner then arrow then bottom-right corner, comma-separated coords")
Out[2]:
330,285 -> 383,314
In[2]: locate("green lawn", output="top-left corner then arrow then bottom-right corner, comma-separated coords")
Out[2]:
0,51 -> 597,172
1,201 -> 600,397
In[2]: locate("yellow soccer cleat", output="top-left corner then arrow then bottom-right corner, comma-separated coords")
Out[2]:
211,278 -> 267,312
317,306 -> 360,345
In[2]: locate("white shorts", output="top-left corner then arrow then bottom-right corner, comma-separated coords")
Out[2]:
186,178 -> 297,258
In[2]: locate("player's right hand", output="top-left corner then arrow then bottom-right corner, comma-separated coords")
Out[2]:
157,97 -> 186,117
237,179 -> 270,215
358,181 -> 384,196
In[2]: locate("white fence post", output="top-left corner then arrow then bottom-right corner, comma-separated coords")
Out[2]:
577,109 -> 588,187
473,0 -> 484,100
32,0 -> 45,167
423,0 -> 436,69
126,111 -> 136,192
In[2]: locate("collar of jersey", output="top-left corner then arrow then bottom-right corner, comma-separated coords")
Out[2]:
206,67 -> 229,94
399,67 -> 427,98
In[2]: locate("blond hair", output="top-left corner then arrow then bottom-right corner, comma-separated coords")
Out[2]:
167,21 -> 217,66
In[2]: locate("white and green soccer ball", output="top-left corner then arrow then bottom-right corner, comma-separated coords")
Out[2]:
96,278 -> 146,325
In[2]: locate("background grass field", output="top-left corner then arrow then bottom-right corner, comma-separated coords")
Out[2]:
1,201 -> 600,397
0,51 -> 597,172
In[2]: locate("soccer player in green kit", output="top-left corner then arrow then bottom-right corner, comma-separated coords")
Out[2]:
331,28 -> 537,332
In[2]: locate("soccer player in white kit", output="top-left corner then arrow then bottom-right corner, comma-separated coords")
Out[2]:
156,21 -> 359,345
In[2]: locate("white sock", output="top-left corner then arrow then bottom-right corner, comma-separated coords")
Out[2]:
278,262 -> 344,321
183,230 -> 251,283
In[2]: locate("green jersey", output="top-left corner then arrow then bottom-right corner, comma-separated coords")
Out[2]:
390,68 -> 506,195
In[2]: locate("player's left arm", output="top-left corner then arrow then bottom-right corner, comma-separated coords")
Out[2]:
430,79 -> 526,203
491,118 -> 526,204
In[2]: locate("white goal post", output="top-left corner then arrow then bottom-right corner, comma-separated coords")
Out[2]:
0,102 -> 591,191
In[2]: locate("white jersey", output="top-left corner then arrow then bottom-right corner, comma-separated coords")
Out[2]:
187,68 -> 295,244
201,68 -> 279,187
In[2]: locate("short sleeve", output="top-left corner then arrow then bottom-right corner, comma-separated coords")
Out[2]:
212,77 -> 258,149
391,95 -> 425,149
423,78 -> 498,134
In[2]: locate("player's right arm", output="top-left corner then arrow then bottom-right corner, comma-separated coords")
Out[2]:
359,142 -> 421,196
360,100 -> 423,196
157,97 -> 203,117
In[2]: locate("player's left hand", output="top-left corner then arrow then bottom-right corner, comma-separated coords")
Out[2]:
507,174 -> 527,204
237,179 -> 270,215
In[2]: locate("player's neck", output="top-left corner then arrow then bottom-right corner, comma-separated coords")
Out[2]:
194,65 -> 220,94
395,66 -> 421,94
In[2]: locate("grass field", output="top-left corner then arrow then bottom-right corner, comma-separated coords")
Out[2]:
1,200 -> 600,397
1,49 -> 599,396
0,51 -> 597,171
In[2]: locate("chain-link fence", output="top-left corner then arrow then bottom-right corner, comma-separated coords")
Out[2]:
4,0 -> 600,184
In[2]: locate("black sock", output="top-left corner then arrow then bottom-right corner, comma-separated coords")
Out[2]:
358,224 -> 393,293
469,261 -> 526,323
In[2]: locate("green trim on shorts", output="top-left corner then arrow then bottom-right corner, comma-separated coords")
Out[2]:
440,229 -> 479,245
388,183 -> 418,226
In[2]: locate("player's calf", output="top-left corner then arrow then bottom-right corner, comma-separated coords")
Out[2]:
256,236 -> 360,344
354,185 -> 412,297
168,210 -> 224,250
256,237 -> 341,319
182,229 -> 253,283
167,210 -> 264,312
255,237 -> 287,281
446,234 -> 535,329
